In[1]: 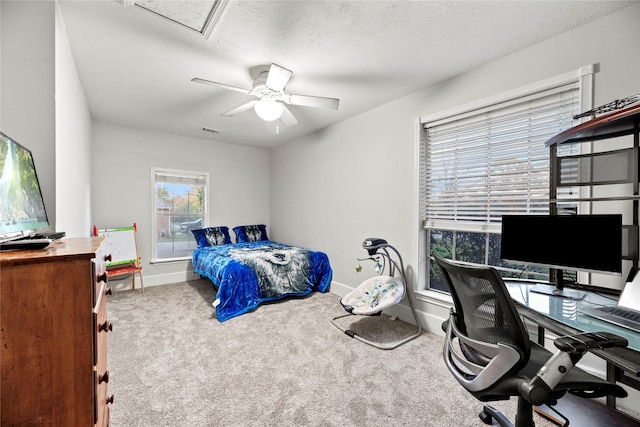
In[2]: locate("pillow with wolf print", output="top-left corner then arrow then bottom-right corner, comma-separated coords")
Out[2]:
233,224 -> 269,243
191,226 -> 231,247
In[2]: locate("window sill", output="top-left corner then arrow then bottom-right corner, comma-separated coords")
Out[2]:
414,289 -> 453,309
150,257 -> 191,265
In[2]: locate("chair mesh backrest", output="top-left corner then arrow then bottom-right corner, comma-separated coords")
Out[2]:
434,255 -> 530,360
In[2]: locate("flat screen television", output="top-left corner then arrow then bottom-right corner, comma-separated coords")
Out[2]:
500,214 -> 622,298
0,131 -> 50,242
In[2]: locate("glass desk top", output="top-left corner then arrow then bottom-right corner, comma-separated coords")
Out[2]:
505,281 -> 640,353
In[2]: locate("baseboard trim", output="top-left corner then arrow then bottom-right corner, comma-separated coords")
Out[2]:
108,269 -> 202,292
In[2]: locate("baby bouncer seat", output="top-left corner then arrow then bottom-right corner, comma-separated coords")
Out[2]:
332,238 -> 422,349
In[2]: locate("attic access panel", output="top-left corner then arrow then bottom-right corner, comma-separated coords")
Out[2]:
125,0 -> 227,37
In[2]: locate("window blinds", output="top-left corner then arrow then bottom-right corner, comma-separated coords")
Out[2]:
154,169 -> 208,186
421,84 -> 580,229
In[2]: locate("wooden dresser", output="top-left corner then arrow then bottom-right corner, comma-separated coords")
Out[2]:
1,237 -> 113,426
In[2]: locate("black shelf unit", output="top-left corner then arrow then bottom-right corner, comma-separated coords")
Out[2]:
547,103 -> 640,283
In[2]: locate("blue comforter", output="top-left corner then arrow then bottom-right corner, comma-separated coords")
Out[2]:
192,241 -> 332,321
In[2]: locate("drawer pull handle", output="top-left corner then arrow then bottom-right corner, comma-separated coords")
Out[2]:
106,395 -> 115,405
99,321 -> 113,332
99,371 -> 110,384
97,272 -> 108,283
104,254 -> 112,262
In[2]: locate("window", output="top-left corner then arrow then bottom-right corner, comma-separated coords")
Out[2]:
419,68 -> 594,292
151,167 -> 209,262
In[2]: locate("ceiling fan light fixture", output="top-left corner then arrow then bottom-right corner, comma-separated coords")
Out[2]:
254,99 -> 284,121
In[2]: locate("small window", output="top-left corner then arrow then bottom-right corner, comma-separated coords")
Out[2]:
151,167 -> 209,262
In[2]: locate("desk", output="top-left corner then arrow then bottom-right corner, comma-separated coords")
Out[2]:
505,281 -> 640,410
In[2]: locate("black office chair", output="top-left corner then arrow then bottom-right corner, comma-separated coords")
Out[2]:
433,254 -> 628,427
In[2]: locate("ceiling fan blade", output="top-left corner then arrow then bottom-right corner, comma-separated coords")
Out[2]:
280,105 -> 298,127
266,63 -> 293,92
286,93 -> 339,110
221,100 -> 258,117
191,77 -> 252,95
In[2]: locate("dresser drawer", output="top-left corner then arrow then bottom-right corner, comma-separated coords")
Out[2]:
93,281 -> 112,426
94,282 -> 110,366
93,249 -> 110,307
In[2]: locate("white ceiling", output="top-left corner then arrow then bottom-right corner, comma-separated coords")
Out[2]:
58,0 -> 633,149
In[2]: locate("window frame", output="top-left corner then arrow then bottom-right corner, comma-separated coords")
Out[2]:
150,167 -> 210,264
413,65 -> 596,298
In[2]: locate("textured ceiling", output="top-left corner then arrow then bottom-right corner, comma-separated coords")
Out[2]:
58,1 -> 634,148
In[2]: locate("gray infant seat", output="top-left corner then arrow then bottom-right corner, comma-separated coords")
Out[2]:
331,238 -> 422,349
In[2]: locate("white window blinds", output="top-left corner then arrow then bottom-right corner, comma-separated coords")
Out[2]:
421,84 -> 580,229
154,169 -> 208,186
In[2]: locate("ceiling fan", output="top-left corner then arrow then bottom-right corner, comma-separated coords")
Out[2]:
192,63 -> 339,127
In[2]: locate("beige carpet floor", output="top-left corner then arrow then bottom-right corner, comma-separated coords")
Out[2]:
105,279 -> 598,426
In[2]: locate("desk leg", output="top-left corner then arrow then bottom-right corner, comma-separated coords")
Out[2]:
606,363 -> 617,408
537,325 -> 545,346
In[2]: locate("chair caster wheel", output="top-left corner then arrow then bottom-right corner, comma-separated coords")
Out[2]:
479,410 -> 493,425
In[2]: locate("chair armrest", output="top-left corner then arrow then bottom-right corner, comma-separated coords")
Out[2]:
519,332 -> 628,405
554,332 -> 628,355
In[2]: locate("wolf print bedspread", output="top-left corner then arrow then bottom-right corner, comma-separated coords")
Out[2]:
192,241 -> 333,321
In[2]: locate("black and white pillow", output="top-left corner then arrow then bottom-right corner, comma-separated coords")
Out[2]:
233,224 -> 269,243
191,226 -> 231,247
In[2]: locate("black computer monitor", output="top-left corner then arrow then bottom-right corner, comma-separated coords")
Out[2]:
500,214 -> 622,297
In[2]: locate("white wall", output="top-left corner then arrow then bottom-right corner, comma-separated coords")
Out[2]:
272,5 -> 640,315
0,3 -> 2,122
0,0 -> 56,226
270,93 -> 422,289
0,1 -> 92,236
90,121 -> 270,286
55,1 -> 93,237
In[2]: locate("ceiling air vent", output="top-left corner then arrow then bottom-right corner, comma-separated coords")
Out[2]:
201,127 -> 219,134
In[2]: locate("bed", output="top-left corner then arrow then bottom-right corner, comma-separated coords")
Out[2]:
191,225 -> 332,322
